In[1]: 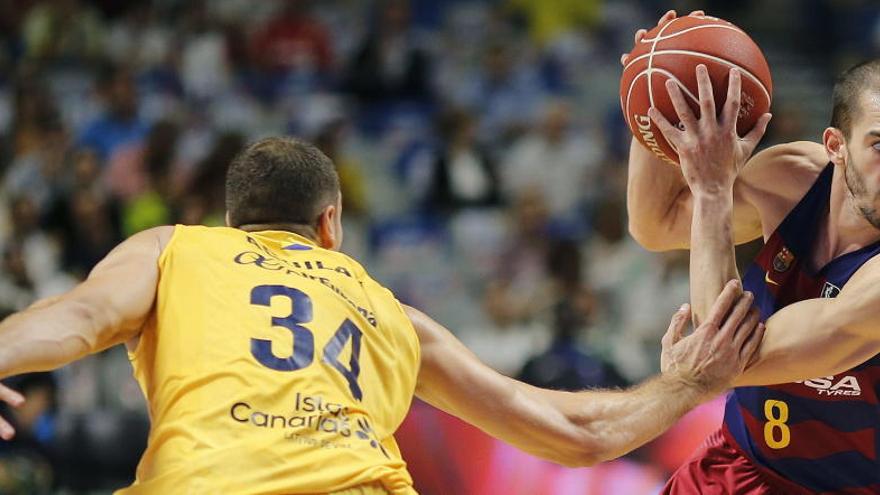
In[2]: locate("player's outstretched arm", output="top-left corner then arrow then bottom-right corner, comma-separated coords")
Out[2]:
735,258 -> 880,387
0,226 -> 171,379
409,280 -> 763,467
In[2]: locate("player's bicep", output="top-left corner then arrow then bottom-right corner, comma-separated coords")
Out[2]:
831,259 -> 880,342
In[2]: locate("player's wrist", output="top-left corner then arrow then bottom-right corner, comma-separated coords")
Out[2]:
660,368 -> 727,399
690,185 -> 735,203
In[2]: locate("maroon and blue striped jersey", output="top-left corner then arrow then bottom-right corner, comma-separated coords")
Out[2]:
723,164 -> 880,493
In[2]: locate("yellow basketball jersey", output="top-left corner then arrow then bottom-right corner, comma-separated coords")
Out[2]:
118,226 -> 420,495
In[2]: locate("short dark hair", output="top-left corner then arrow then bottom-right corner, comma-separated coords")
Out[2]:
225,137 -> 340,227
830,59 -> 880,138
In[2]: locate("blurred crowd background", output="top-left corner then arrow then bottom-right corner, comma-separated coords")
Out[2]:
0,0 -> 877,493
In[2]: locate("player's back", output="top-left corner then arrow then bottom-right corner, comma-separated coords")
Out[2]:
118,225 -> 420,495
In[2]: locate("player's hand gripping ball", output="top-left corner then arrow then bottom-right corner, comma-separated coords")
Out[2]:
620,11 -> 772,165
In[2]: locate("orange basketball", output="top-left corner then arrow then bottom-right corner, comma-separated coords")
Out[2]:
620,15 -> 772,165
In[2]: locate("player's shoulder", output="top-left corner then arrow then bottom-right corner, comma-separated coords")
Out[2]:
741,141 -> 827,183
737,141 -> 827,201
118,225 -> 176,255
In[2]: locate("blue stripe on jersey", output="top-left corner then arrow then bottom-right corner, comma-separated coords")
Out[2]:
769,452 -> 880,492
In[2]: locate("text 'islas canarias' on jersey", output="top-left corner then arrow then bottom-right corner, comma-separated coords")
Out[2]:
229,393 -> 389,458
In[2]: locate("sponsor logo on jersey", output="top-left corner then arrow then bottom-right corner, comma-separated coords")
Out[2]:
820,281 -> 841,298
796,375 -> 861,396
229,393 -> 389,456
772,246 -> 794,272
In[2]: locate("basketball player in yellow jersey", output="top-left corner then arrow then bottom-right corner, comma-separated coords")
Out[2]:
0,137 -> 765,494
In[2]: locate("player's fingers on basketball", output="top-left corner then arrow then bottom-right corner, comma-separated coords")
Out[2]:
688,10 -> 705,17
695,65 -> 716,125
0,383 -> 23,408
663,303 -> 691,347
722,68 -> 742,128
0,416 -> 15,441
658,10 -> 676,28
633,28 -> 647,45
732,307 -> 760,351
664,79 -> 697,130
742,113 -> 773,151
741,323 -> 766,368
704,280 -> 742,328
647,107 -> 682,146
719,291 -> 754,340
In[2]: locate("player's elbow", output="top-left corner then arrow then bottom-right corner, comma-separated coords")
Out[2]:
565,450 -> 603,468
62,300 -> 105,352
554,441 -> 610,468
537,443 -> 602,468
545,428 -> 617,467
61,297 -> 125,355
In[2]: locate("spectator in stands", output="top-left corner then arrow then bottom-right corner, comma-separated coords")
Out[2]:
506,0 -> 601,47
104,3 -> 172,74
481,189 -> 557,328
0,243 -> 35,312
3,113 -> 67,217
22,0 -> 104,64
119,121 -> 178,236
423,107 -> 502,215
179,131 -> 244,226
471,42 -> 546,146
518,298 -> 625,390
178,0 -> 232,102
77,64 -> 148,163
7,78 -> 59,166
251,0 -> 333,80
313,121 -> 369,219
344,0 -> 432,104
502,99 -> 601,225
105,119 -> 179,201
518,238 -> 627,390
7,196 -> 66,293
0,371 -> 56,495
61,189 -> 120,278
0,1 -> 24,75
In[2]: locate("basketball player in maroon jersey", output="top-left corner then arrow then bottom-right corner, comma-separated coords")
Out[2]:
626,10 -> 880,494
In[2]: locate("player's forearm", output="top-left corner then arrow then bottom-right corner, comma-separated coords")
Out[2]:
690,192 -> 739,325
626,139 -> 692,251
544,373 -> 711,465
734,298 -> 878,386
0,296 -> 120,378
431,374 -> 710,468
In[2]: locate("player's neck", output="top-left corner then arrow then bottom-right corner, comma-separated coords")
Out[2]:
822,168 -> 880,260
237,223 -> 319,243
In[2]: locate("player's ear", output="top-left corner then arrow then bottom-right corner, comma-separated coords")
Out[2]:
823,127 -> 847,167
316,203 -> 338,250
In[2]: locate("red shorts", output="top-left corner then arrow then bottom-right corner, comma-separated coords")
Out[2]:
661,428 -> 813,495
